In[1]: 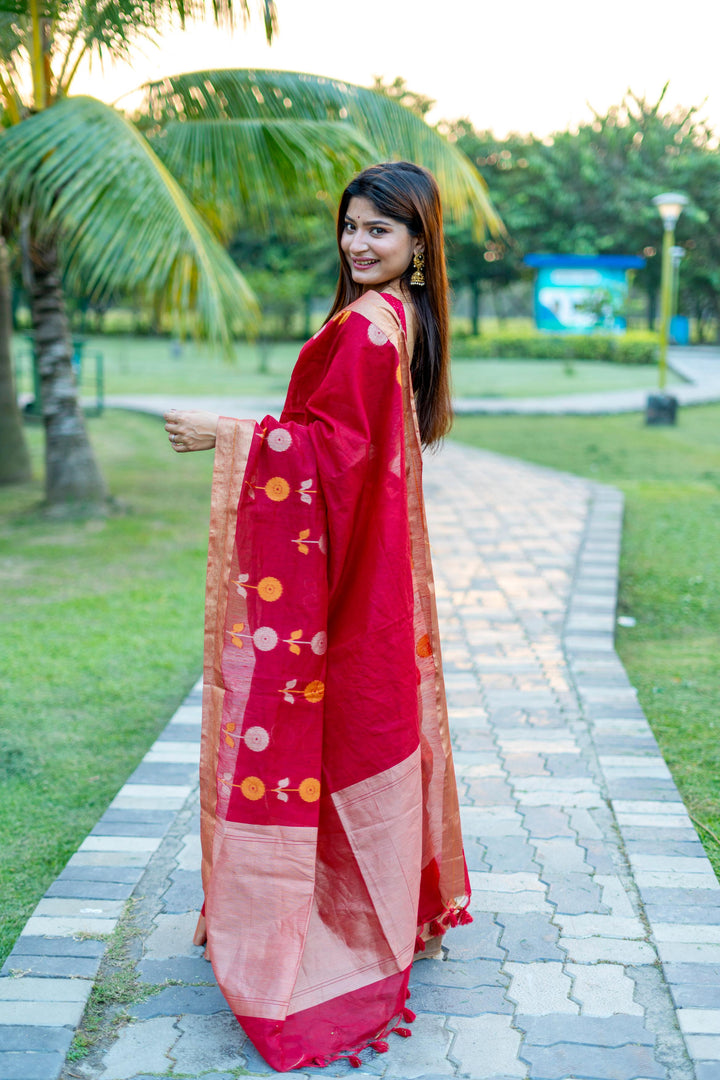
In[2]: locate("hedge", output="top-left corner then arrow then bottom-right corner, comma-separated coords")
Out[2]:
452,331 -> 659,364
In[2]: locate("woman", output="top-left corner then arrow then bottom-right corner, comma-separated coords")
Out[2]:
164,161 -> 471,1072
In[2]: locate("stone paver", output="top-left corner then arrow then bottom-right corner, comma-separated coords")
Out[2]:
4,418 -> 720,1080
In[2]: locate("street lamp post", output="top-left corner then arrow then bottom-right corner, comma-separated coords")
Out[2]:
646,192 -> 688,425
670,245 -> 685,334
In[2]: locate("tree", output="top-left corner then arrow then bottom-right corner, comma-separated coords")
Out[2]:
449,89 -> 720,334
675,149 -> 720,339
0,233 -> 32,483
372,75 -> 436,119
0,2 -> 277,510
0,5 -> 502,511
230,199 -> 339,346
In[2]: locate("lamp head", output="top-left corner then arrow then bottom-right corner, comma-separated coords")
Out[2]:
652,192 -> 688,231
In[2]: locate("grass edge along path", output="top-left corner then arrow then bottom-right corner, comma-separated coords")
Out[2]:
65,903 -> 163,1063
0,411 -> 214,964
452,405 -> 720,878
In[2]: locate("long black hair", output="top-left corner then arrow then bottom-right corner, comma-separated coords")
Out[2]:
327,162 -> 451,446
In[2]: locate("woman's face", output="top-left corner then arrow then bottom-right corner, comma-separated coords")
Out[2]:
340,196 -> 421,294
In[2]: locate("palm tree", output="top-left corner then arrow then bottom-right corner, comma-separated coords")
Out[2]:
0,234 -> 32,483
0,2 -> 502,512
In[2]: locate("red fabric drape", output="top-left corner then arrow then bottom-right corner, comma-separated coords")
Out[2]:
197,291 -> 469,1070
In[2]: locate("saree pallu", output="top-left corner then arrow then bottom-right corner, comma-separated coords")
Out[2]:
197,291 -> 470,1071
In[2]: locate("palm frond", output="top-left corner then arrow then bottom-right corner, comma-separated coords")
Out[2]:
150,117 -> 374,234
0,11 -> 24,70
59,0 -> 276,72
147,0 -> 276,36
0,94 -> 258,338
28,2 -> 277,96
140,68 -> 505,238
0,10 -> 22,48
0,14 -> 24,123
171,0 -> 277,34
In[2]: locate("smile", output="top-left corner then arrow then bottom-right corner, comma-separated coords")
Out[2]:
352,259 -> 379,268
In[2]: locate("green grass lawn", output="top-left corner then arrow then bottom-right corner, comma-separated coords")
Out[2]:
452,405 -> 720,875
449,358 -> 678,398
0,412 -> 214,962
13,333 -> 677,400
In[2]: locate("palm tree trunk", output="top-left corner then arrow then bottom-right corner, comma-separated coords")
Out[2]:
27,234 -> 108,509
0,236 -> 33,484
469,280 -> 481,336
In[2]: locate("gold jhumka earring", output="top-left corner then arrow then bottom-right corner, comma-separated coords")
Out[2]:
410,251 -> 425,286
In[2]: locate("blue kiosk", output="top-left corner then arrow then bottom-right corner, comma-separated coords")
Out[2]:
524,254 -> 645,333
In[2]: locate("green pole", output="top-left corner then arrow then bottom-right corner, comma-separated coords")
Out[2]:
657,223 -> 674,391
671,260 -> 680,320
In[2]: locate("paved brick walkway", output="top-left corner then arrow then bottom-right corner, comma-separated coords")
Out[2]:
3,441 -> 720,1080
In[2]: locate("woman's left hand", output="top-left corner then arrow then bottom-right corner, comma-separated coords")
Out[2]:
164,409 -> 219,452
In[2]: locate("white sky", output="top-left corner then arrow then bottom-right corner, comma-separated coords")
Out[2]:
72,0 -> 720,138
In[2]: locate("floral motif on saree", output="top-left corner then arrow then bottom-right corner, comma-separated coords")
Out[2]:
197,291 -> 470,1071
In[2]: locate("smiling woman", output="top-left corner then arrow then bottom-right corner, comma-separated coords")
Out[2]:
341,197 -> 421,291
328,160 -> 452,445
163,162 -> 471,1071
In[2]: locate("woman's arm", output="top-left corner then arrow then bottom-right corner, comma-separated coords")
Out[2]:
164,409 -> 219,452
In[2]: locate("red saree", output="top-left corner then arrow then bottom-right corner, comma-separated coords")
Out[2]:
197,290 -> 470,1071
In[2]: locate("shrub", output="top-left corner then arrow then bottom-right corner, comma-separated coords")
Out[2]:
452,331 -> 658,364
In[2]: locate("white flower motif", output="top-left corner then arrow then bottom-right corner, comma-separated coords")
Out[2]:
311,631 -> 328,656
368,323 -> 388,347
253,626 -> 278,651
267,429 -> 292,452
243,726 -> 270,752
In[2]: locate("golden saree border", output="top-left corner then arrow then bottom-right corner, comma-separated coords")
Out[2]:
354,292 -> 468,914
283,746 -> 423,1017
207,818 -> 318,1019
199,417 -> 256,908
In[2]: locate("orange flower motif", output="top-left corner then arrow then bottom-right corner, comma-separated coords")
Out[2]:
264,476 -> 290,502
240,776 -> 265,801
416,634 -> 432,658
257,576 -> 283,602
298,778 -> 321,802
303,680 -> 325,703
